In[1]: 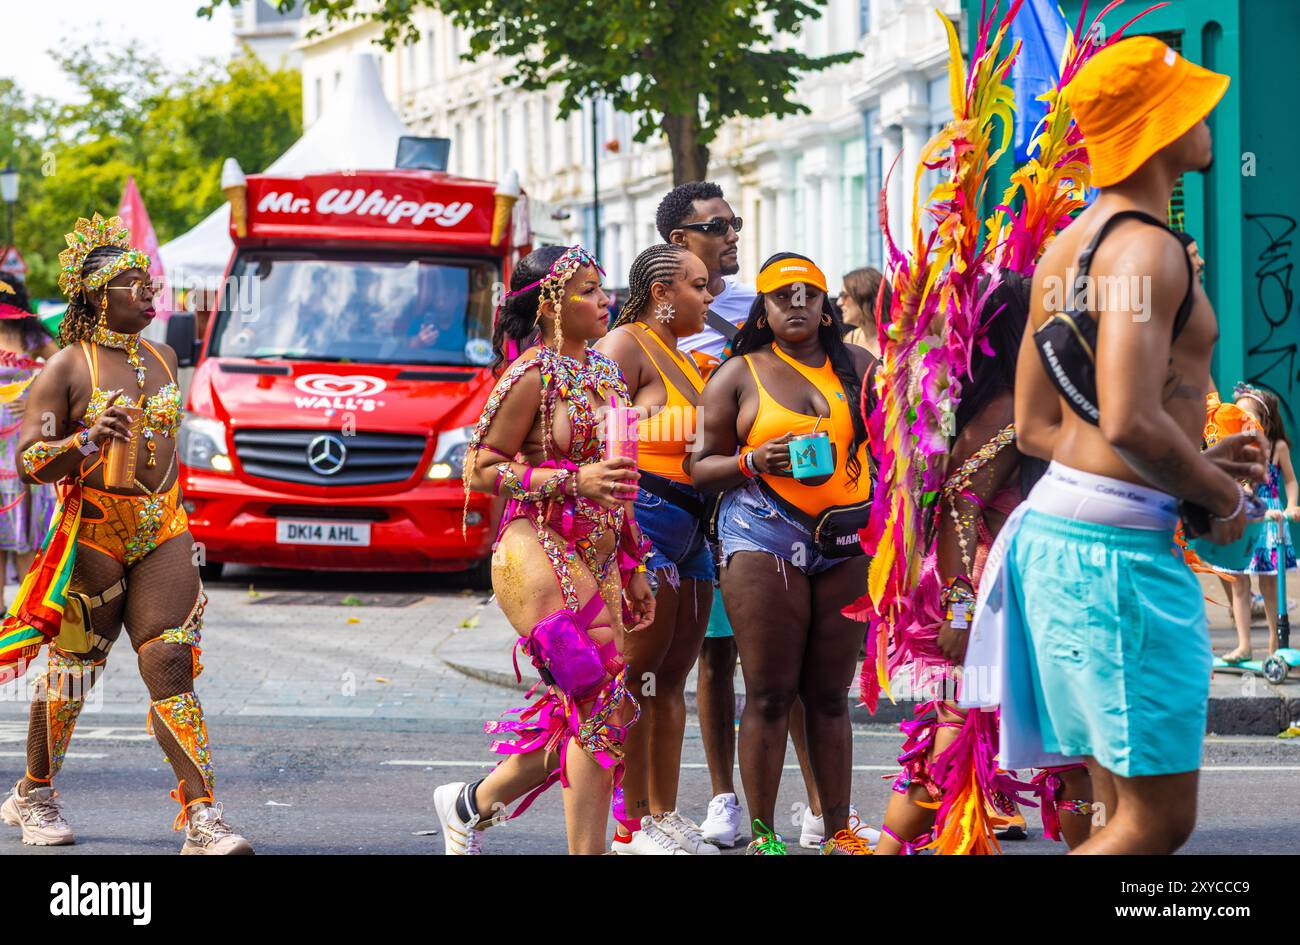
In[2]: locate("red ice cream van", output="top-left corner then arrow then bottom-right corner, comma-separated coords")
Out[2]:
175,164 -> 527,584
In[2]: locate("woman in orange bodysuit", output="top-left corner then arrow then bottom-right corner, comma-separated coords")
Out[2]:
596,243 -> 717,854
0,215 -> 250,854
693,252 -> 875,855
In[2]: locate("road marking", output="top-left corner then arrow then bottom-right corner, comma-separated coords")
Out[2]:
0,750 -> 106,760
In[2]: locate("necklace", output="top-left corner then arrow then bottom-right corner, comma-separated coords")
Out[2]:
92,324 -> 146,389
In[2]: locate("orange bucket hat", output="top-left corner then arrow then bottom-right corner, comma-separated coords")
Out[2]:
1064,36 -> 1229,188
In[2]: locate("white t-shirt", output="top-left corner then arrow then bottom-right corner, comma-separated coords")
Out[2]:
677,278 -> 758,361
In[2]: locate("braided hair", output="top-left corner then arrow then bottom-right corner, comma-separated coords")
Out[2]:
58,245 -> 126,348
490,245 -> 567,374
732,252 -> 870,487
612,243 -> 692,329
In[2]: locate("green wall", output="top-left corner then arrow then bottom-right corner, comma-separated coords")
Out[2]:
970,0 -> 1300,427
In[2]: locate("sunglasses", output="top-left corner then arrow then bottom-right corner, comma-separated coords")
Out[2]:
106,278 -> 165,302
680,217 -> 743,237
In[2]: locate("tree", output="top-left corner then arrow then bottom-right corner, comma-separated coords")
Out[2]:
0,45 -> 301,298
199,0 -> 856,183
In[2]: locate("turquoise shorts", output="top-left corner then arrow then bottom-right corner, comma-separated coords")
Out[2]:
1008,509 -> 1210,777
704,584 -> 733,639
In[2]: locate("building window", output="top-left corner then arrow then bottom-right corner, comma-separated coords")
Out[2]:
842,137 -> 867,276
791,155 -> 806,251
860,0 -> 871,35
314,76 -> 323,122
475,115 -> 486,178
540,98 -> 551,174
499,106 -> 511,178
453,121 -> 464,174
864,107 -> 883,269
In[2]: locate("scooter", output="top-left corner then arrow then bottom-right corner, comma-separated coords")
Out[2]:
1211,517 -> 1299,684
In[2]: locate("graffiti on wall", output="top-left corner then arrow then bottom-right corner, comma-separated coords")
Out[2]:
1244,213 -> 1298,423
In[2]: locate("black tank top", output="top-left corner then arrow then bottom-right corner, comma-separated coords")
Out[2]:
1033,210 -> 1196,425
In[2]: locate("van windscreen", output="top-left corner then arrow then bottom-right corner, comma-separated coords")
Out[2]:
211,254 -> 499,367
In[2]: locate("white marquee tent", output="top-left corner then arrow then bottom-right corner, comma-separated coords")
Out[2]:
160,53 -> 410,289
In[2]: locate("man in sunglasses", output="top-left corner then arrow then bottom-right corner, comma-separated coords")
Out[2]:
656,181 -> 755,371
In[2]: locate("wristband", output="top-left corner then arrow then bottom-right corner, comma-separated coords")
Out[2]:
76,429 -> 100,456
738,451 -> 758,479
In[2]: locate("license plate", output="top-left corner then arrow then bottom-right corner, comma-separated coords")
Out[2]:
275,519 -> 372,546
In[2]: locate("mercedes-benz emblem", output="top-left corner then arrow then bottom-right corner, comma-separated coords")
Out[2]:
306,434 -> 347,476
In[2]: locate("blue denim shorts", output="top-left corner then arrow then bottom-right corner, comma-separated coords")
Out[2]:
716,479 -> 842,576
634,475 -> 715,584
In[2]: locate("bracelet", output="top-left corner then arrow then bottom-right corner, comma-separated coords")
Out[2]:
1210,486 -> 1245,524
634,564 -> 648,574
738,451 -> 758,479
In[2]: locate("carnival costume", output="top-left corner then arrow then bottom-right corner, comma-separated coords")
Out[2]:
852,2 -> 1154,852
0,278 -> 57,560
463,247 -> 650,821
0,214 -> 247,853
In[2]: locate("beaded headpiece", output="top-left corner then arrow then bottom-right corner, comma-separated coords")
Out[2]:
57,213 -> 151,299
495,245 -> 605,359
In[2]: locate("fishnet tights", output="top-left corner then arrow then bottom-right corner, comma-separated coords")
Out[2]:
21,533 -> 210,807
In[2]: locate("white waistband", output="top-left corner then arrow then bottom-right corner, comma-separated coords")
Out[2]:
1024,462 -> 1179,531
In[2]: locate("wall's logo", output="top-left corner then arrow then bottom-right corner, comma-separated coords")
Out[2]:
292,374 -> 387,413
50,875 -> 151,925
294,374 -> 386,399
306,434 -> 348,476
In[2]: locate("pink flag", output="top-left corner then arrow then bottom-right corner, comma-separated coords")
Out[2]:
117,176 -> 173,321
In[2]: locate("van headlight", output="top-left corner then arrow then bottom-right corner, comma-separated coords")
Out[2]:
179,414 -> 232,472
427,425 -> 474,479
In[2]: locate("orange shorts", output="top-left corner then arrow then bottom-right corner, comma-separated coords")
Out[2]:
78,483 -> 189,567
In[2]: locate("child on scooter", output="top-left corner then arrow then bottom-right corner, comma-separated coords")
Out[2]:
1218,384 -> 1299,662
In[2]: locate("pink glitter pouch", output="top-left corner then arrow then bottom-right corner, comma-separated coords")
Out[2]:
518,593 -> 610,699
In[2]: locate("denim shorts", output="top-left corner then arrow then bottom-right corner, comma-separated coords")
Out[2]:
634,475 -> 715,584
716,479 -> 843,576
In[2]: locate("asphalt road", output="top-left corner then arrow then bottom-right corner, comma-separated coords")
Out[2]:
1,566 -> 1297,855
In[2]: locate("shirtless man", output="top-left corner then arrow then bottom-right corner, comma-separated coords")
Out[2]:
1009,37 -> 1265,854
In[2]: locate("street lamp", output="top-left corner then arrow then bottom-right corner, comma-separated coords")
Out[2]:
0,163 -> 17,251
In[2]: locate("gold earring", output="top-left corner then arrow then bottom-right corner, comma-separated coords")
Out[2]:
757,315 -> 767,329
821,312 -> 833,326
98,290 -> 109,327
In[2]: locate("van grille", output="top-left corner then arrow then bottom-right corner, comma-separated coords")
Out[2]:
232,429 -> 427,487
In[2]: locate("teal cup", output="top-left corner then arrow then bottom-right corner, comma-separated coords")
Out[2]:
789,432 -> 833,479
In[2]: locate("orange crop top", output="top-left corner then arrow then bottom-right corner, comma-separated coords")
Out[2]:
741,344 -> 869,516
629,323 -> 704,484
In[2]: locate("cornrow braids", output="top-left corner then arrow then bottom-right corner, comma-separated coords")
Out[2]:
58,246 -> 125,348
612,243 -> 692,329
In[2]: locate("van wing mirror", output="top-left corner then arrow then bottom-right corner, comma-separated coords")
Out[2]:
166,311 -> 199,368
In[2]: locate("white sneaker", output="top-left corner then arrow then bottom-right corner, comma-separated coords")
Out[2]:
179,803 -> 254,855
848,808 -> 881,848
434,781 -> 484,856
700,792 -> 742,848
799,807 -> 825,849
657,810 -> 720,855
800,804 -> 879,849
1,780 -> 74,846
611,815 -> 689,854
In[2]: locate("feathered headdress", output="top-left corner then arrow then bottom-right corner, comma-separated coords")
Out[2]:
850,1 -> 1023,712
57,213 -> 151,299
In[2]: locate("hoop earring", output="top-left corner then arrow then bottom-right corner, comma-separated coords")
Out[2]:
757,315 -> 767,330
821,312 -> 833,327
654,302 -> 675,324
